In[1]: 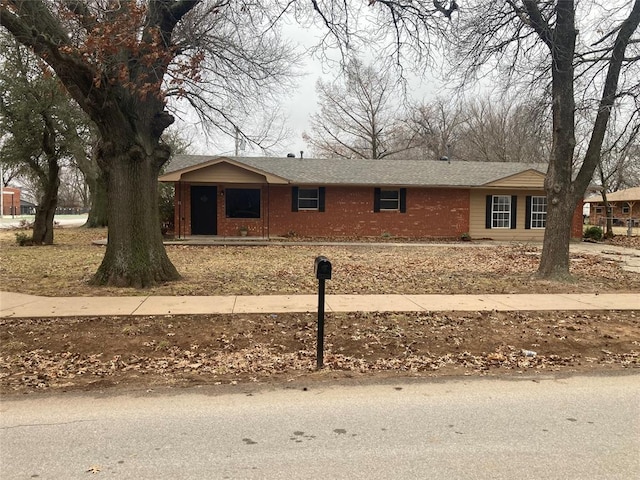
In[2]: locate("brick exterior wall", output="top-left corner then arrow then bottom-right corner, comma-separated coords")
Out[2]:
172,182 -> 584,239
1,187 -> 20,216
572,201 -> 585,238
588,201 -> 639,228
268,186 -> 469,238
174,183 -> 470,238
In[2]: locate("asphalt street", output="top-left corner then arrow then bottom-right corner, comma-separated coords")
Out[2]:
1,374 -> 638,479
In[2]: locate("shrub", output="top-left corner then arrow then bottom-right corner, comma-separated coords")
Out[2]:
460,232 -> 471,241
15,232 -> 34,246
584,226 -> 603,241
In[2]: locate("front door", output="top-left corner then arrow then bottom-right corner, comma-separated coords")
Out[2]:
191,186 -> 217,235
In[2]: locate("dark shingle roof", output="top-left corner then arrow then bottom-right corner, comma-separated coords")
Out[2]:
164,155 -> 548,187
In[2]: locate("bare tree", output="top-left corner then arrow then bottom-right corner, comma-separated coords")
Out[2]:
404,98 -> 468,161
444,1 -> 640,279
303,58 -> 417,159
454,97 -> 550,163
1,0 -> 298,287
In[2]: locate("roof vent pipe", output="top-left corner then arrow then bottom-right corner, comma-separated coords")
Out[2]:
300,151 -> 304,159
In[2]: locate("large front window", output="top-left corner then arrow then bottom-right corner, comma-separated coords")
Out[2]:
492,195 -> 512,228
225,188 -> 260,218
530,196 -> 547,228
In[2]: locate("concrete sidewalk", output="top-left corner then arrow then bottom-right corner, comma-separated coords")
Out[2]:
1,291 -> 638,318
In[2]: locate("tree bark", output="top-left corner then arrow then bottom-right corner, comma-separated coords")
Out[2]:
90,143 -> 180,287
31,113 -> 61,245
84,171 -> 108,228
31,161 -> 60,245
535,2 -> 578,279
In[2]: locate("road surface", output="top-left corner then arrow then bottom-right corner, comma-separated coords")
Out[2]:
1,374 -> 638,479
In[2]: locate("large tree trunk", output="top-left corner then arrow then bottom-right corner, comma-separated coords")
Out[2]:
90,144 -> 180,287
537,188 -> 580,279
536,2 -> 578,280
84,171 -> 108,228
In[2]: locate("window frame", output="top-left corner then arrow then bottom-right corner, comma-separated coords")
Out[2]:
529,195 -> 547,229
491,195 -> 512,229
374,187 -> 407,213
291,186 -> 325,212
297,187 -> 320,211
379,188 -> 400,211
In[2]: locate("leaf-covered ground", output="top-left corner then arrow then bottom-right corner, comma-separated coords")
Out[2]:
1,310 -> 638,394
1,227 -> 639,297
0,227 -> 638,394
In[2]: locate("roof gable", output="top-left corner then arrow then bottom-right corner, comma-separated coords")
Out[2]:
483,169 -> 546,188
159,157 -> 289,184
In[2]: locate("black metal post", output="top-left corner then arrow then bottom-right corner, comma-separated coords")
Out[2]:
317,277 -> 326,370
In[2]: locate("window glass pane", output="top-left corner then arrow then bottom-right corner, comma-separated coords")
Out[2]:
380,190 -> 398,200
298,188 -> 318,210
492,195 -> 511,228
225,188 -> 260,218
298,199 -> 318,209
379,189 -> 400,210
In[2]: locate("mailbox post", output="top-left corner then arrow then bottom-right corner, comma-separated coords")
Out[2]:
314,256 -> 332,370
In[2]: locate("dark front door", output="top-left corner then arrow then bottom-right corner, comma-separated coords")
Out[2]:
191,186 -> 217,235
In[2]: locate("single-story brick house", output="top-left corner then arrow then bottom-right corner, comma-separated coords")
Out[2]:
584,186 -> 640,227
159,155 -> 584,240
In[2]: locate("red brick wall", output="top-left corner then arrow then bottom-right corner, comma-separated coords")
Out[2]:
588,201 -> 639,229
268,186 -> 469,238
1,187 -> 20,216
572,201 -> 584,239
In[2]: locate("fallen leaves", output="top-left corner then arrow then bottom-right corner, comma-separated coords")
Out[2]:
1,310 -> 638,393
1,228 -> 640,297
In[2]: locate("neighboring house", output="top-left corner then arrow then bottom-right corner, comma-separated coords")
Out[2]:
584,186 -> 640,227
20,199 -> 36,215
1,186 -> 21,216
159,155 -> 584,240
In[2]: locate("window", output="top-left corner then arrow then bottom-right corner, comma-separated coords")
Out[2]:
492,195 -> 512,228
622,205 -> 630,214
298,188 -> 319,210
291,187 -> 325,212
225,188 -> 260,218
380,189 -> 399,210
374,188 -> 407,212
595,206 -> 604,214
486,195 -> 517,229
530,196 -> 547,228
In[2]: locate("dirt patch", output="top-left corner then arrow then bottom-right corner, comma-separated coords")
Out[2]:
1,310 -> 638,395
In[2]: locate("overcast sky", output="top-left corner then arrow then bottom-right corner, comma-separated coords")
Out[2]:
177,20 -> 446,158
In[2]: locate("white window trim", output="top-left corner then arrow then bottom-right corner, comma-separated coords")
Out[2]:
530,195 -> 547,229
298,188 -> 319,211
492,195 -> 511,229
